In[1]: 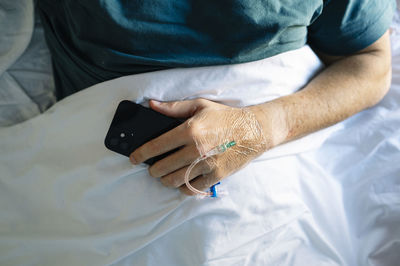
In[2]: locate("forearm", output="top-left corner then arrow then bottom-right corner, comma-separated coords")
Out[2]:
250,33 -> 392,148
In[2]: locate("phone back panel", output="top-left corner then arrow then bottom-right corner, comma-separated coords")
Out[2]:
104,100 -> 183,165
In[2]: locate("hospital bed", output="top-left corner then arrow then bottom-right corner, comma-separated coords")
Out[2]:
0,2 -> 399,266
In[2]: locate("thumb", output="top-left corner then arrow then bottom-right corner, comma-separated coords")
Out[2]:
149,99 -> 207,118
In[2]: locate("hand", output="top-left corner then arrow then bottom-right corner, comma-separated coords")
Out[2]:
129,98 -> 270,195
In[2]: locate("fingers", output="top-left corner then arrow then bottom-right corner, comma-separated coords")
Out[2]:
130,122 -> 188,164
130,98 -> 211,165
160,160 -> 211,188
179,173 -> 219,196
148,145 -> 200,178
138,98 -> 235,197
149,99 -> 209,118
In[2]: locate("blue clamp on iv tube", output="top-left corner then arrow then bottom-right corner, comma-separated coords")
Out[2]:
210,182 -> 221,198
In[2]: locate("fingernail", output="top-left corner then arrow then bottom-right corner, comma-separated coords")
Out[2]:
152,100 -> 161,105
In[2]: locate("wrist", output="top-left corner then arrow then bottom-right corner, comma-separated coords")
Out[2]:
246,101 -> 289,149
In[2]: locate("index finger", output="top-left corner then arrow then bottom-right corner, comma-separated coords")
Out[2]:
129,122 -> 189,164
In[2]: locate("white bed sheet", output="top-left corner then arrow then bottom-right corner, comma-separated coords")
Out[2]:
0,24 -> 399,266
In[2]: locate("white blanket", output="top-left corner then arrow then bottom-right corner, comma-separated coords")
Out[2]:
0,38 -> 399,266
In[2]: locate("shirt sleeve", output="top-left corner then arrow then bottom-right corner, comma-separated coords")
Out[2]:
308,0 -> 396,55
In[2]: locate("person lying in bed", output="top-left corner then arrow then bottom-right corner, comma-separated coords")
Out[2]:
37,0 -> 395,195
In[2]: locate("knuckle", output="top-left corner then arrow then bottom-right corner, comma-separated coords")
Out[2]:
196,174 -> 214,191
186,121 -> 201,139
212,168 -> 225,181
205,173 -> 216,184
199,160 -> 213,173
197,98 -> 209,107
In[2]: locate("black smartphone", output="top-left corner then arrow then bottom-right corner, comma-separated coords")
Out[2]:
104,100 -> 184,165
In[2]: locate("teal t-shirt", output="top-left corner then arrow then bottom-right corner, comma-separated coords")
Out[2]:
37,0 -> 396,99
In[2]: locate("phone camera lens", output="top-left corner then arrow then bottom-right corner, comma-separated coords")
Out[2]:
120,142 -> 129,150
110,138 -> 119,146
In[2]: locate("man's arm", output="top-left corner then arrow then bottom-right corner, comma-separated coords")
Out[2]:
130,31 -> 392,195
250,31 -> 392,147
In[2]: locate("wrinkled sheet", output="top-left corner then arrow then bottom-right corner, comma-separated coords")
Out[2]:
0,0 -> 55,127
1,24 -> 400,266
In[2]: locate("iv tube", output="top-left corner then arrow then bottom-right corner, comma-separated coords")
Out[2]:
184,141 -> 236,197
